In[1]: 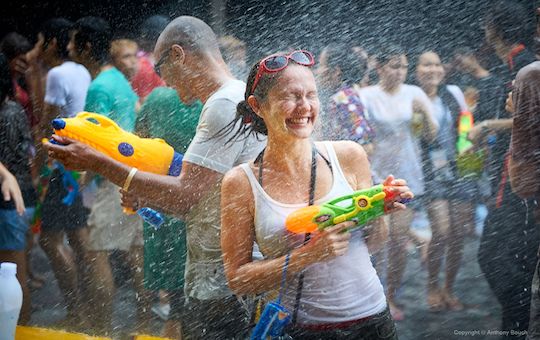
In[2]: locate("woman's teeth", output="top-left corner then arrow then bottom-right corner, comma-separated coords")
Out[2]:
288,117 -> 309,124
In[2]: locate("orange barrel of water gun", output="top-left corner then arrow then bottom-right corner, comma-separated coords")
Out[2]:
51,112 -> 182,177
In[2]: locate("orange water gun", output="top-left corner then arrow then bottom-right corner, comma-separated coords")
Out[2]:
285,184 -> 409,234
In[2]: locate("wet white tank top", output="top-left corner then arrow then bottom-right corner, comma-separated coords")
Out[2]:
239,141 -> 387,324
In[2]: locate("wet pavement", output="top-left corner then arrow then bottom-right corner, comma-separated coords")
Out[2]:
27,212 -> 508,339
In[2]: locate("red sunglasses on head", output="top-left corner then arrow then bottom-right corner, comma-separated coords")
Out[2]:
250,50 -> 315,95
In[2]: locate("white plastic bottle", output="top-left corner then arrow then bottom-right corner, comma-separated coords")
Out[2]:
0,262 -> 22,340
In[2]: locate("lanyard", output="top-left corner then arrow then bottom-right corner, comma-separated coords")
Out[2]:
255,141 -> 329,324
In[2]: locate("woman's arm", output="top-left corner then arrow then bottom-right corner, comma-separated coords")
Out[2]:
413,97 -> 438,141
221,166 -> 354,296
333,141 -> 412,253
467,118 -> 513,144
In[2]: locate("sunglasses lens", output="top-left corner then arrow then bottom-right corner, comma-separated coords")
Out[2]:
291,51 -> 313,65
264,56 -> 288,70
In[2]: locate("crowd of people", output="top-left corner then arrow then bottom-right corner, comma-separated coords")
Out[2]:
0,1 -> 539,339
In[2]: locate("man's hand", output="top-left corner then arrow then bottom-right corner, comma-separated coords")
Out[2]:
119,188 -> 143,211
44,135 -> 102,171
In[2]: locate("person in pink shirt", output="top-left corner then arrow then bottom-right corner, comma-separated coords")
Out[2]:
131,15 -> 169,102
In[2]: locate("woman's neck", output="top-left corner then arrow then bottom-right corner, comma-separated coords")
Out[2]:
379,81 -> 401,94
422,84 -> 438,99
262,137 -> 313,175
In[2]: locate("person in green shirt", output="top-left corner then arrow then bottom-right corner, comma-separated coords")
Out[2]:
85,67 -> 138,131
136,86 -> 202,338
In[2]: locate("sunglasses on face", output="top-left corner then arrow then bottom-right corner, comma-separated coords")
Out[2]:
250,50 -> 315,95
154,48 -> 171,77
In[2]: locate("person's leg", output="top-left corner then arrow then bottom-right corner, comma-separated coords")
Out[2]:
386,208 -> 414,320
183,296 -> 249,339
39,229 -> 79,317
0,207 -> 35,324
426,199 -> 450,311
25,231 -> 45,289
66,227 -> 90,324
0,250 -> 31,324
163,290 -> 184,340
441,200 -> 472,310
128,245 -> 152,333
84,250 -> 114,335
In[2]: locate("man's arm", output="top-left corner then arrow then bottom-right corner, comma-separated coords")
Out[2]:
46,135 -> 222,218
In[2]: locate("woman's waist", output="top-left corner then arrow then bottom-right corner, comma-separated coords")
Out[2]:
293,304 -> 390,330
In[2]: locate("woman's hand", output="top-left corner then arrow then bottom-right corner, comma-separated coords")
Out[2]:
467,121 -> 488,144
1,170 -> 25,216
382,175 -> 414,213
302,221 -> 355,263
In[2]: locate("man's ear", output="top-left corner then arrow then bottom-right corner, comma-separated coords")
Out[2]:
171,44 -> 185,64
247,95 -> 262,118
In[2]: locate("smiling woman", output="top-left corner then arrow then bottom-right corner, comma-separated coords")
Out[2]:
219,50 -> 414,339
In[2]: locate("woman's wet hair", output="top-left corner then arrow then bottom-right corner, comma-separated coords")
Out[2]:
0,53 -> 14,104
213,57 -> 286,144
484,0 -> 532,46
375,44 -> 406,66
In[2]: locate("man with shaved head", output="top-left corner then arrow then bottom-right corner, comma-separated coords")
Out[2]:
46,16 -> 265,338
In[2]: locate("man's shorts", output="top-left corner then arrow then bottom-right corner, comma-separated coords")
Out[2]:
41,168 -> 89,231
0,207 -> 35,251
86,179 -> 143,251
182,295 -> 250,338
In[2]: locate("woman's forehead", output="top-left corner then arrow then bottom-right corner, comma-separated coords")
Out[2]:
275,65 -> 315,85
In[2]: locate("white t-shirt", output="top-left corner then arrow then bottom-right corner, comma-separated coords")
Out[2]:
183,79 -> 266,300
359,84 -> 437,195
44,61 -> 91,118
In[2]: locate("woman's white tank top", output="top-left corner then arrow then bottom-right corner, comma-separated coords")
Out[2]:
239,141 -> 387,324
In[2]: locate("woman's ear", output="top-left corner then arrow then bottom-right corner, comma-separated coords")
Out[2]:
247,95 -> 263,118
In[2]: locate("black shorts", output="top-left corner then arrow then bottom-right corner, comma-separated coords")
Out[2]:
168,289 -> 185,320
41,169 -> 89,231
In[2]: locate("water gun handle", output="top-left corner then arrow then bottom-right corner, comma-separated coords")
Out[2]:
137,207 -> 164,229
122,206 -> 164,229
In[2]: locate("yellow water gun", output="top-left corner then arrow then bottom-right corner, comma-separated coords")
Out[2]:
51,112 -> 183,228
51,112 -> 183,176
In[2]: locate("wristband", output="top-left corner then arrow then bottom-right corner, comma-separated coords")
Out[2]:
123,167 -> 138,192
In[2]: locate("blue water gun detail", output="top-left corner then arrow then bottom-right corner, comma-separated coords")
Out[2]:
139,152 -> 183,229
138,208 -> 165,229
48,140 -> 183,229
53,162 -> 79,206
